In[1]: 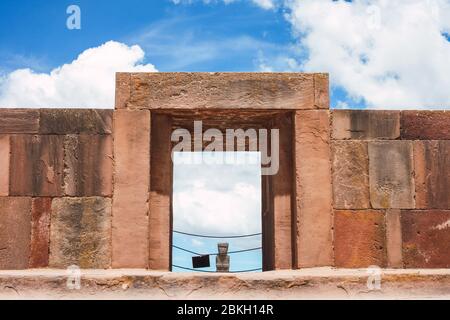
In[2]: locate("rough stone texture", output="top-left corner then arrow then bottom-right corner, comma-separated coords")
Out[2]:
149,114 -> 172,270
294,110 -> 333,268
331,141 -> 370,209
368,141 -> 415,209
386,209 -> 403,268
271,113 -> 293,269
332,110 -> 400,140
49,197 -> 111,269
334,210 -> 386,268
124,73 -> 317,110
40,109 -> 113,134
0,109 -> 39,133
0,197 -> 31,270
9,135 -> 64,197
0,135 -> 9,196
402,210 -> 450,268
29,198 -> 51,268
64,134 -> 113,197
112,110 -> 150,268
1,269 -> 450,300
115,73 -> 131,110
413,141 -> 450,209
314,73 -> 330,109
401,111 -> 450,140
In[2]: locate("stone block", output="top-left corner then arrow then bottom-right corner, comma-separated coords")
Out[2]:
0,197 -> 31,269
29,198 -> 51,268
386,209 -> 403,268
0,135 -> 9,196
115,73 -> 131,109
112,110 -> 150,268
401,111 -> 450,140
334,210 -> 386,268
368,141 -> 415,209
49,197 -> 111,269
332,110 -> 400,140
314,73 -> 329,109
332,141 -> 370,209
402,210 -> 450,268
0,109 -> 39,133
413,141 -> 450,209
64,134 -> 113,197
294,110 -> 333,268
40,109 -> 113,134
126,73 -> 317,110
9,135 -> 64,196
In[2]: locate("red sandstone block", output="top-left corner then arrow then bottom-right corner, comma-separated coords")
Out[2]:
112,110 -> 150,268
332,141 -> 370,209
0,109 -> 39,133
9,135 -> 64,196
115,73 -> 131,109
401,210 -> 450,268
29,198 -> 51,268
413,141 -> 450,209
294,110 -> 333,268
127,73 -> 317,110
385,209 -> 403,268
334,210 -> 386,268
0,197 -> 32,270
0,135 -> 9,196
314,74 -> 330,109
64,134 -> 113,197
401,111 -> 450,140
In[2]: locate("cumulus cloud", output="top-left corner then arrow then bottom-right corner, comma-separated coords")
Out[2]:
0,41 -> 157,108
173,152 -> 262,238
284,0 -> 450,109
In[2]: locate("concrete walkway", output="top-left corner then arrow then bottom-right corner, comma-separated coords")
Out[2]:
0,268 -> 449,300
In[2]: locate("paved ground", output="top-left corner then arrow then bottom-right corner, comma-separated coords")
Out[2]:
0,268 -> 449,300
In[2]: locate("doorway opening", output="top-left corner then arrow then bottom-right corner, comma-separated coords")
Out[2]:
171,151 -> 263,273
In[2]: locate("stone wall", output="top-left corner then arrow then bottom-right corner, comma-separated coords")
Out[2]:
0,73 -> 448,270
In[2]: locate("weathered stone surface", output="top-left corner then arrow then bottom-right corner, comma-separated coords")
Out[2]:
0,135 -> 9,196
0,197 -> 31,269
332,141 -> 369,209
386,209 -> 403,268
294,110 -> 333,268
149,114 -> 172,270
334,210 -> 386,268
314,73 -> 329,109
413,141 -> 450,209
112,110 -> 150,268
115,73 -> 131,109
9,135 -> 64,196
125,73 -> 317,110
332,110 -> 400,140
272,113 -> 293,269
64,134 -> 113,197
29,198 -> 51,268
40,109 -> 113,134
0,109 -> 39,133
368,141 -> 415,209
401,111 -> 450,140
49,197 -> 111,269
402,210 -> 450,268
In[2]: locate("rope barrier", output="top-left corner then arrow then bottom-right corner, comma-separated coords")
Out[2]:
172,265 -> 262,273
172,244 -> 262,256
173,230 -> 262,239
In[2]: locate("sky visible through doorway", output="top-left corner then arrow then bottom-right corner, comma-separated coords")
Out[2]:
172,152 -> 262,273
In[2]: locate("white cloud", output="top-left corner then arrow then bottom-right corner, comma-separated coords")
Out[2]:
171,0 -> 277,10
0,41 -> 157,108
284,0 -> 450,109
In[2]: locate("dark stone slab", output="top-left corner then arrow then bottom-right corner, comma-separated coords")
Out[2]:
40,109 -> 113,134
